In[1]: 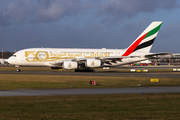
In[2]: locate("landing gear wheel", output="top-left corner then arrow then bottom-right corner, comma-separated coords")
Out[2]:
75,68 -> 95,72
16,69 -> 21,72
75,69 -> 79,72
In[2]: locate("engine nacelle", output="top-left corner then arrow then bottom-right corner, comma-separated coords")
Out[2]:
86,59 -> 101,68
63,61 -> 78,69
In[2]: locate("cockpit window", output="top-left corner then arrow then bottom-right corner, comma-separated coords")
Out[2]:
12,55 -> 16,57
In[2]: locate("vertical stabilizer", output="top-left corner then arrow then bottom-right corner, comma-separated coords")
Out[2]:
122,21 -> 162,56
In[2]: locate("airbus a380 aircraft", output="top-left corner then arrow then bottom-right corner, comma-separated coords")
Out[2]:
8,21 -> 167,72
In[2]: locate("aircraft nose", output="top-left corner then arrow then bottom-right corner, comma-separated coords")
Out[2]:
7,58 -> 13,64
7,58 -> 11,64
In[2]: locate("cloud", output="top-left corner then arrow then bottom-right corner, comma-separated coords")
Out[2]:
98,0 -> 179,16
0,0 -> 84,25
33,0 -> 83,22
0,0 -> 36,25
0,0 -> 179,26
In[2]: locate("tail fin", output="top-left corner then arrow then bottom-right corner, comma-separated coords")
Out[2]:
122,21 -> 162,56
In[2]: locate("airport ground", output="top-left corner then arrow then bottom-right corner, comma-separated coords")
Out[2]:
1,93 -> 180,120
1,65 -> 180,119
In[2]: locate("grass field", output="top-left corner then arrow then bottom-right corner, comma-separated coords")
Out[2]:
0,67 -> 180,119
0,74 -> 180,90
0,93 -> 180,120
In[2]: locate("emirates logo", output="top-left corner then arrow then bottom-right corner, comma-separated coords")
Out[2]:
91,61 -> 95,66
68,63 -> 72,68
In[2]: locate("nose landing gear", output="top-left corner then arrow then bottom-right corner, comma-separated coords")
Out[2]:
16,68 -> 21,72
16,65 -> 21,72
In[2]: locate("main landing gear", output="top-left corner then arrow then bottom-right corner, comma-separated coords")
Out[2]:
74,68 -> 95,72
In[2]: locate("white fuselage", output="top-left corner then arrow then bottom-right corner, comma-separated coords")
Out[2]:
8,48 -> 148,67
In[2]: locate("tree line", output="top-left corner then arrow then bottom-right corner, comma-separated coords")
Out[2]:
0,51 -> 14,59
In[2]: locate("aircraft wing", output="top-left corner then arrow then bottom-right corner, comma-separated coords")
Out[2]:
48,56 -> 136,66
75,56 -> 133,61
48,53 -> 169,66
145,52 -> 169,58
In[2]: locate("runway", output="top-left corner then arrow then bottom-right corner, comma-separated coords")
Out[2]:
1,70 -> 180,78
0,87 -> 180,96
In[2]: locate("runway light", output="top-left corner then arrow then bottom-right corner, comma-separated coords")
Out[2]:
143,70 -> 148,72
130,69 -> 136,72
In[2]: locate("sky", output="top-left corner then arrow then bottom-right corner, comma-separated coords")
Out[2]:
0,0 -> 180,53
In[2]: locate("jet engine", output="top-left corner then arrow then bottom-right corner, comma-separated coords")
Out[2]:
85,59 -> 101,68
63,61 -> 78,69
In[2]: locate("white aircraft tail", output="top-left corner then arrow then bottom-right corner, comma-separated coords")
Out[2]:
122,21 -> 162,56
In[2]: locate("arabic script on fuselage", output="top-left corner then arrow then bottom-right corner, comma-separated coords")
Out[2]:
25,51 -> 110,62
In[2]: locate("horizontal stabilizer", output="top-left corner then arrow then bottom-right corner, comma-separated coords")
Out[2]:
145,52 -> 169,58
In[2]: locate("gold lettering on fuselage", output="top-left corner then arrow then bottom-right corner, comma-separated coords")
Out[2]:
25,51 -> 35,62
25,51 -> 110,62
25,51 -> 50,62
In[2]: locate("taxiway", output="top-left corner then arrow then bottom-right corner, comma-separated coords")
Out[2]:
1,70 -> 180,78
0,87 -> 180,96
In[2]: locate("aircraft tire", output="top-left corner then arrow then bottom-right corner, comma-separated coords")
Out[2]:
16,69 -> 21,72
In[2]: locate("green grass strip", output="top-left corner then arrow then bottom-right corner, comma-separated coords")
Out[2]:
0,93 -> 180,120
0,74 -> 180,90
